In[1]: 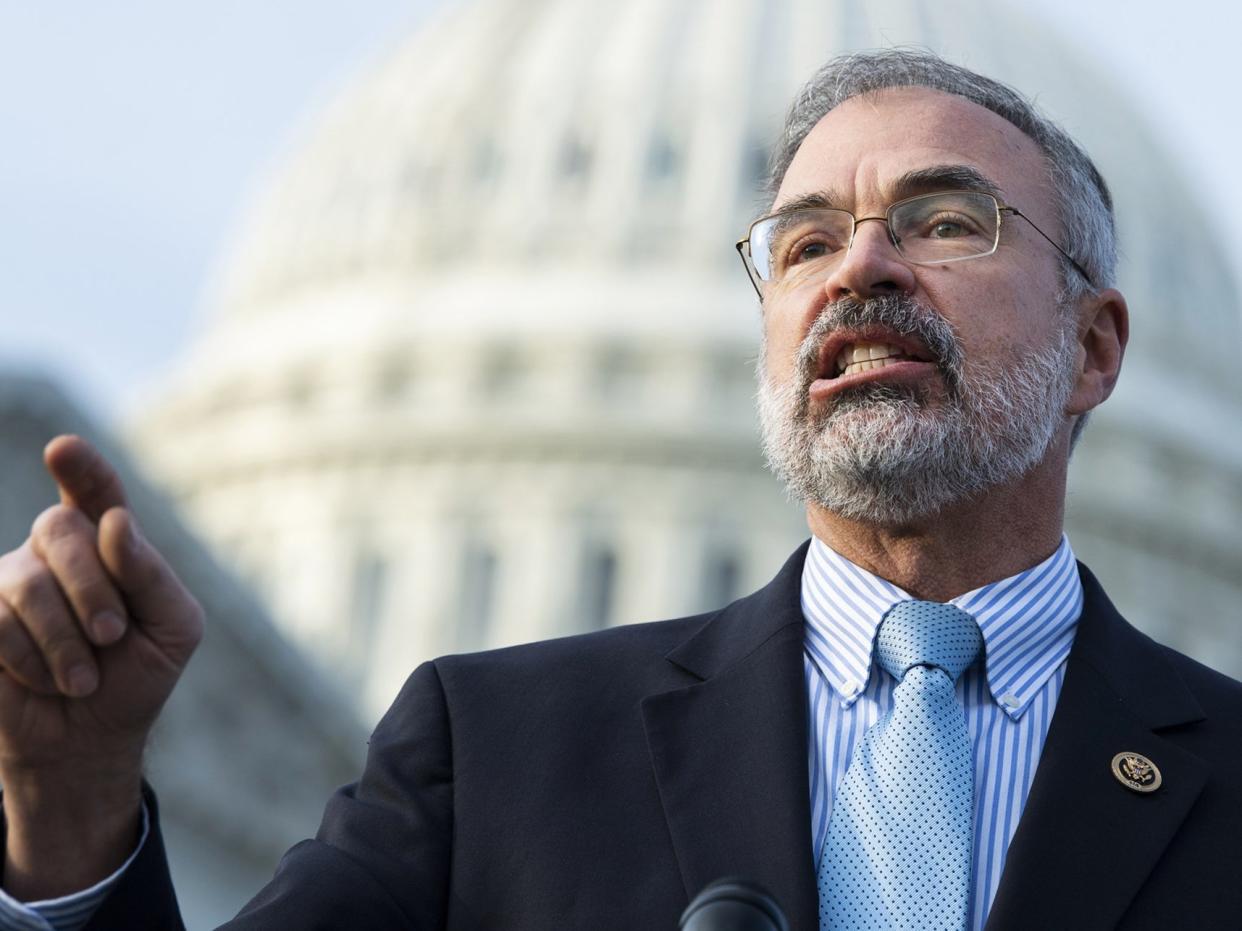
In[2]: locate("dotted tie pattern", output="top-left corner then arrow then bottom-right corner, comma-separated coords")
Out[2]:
818,600 -> 982,931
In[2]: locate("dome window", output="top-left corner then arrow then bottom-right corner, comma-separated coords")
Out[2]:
559,135 -> 592,182
473,138 -> 502,183
458,537 -> 497,651
741,140 -> 770,195
594,343 -> 645,400
578,541 -> 617,630
374,356 -> 414,402
700,546 -> 743,610
479,346 -> 528,397
646,131 -> 680,187
347,549 -> 387,685
286,371 -> 316,409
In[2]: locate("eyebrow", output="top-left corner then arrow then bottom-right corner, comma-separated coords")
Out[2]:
772,164 -> 1006,217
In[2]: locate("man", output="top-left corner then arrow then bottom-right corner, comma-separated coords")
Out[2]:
1,49 -> 1239,931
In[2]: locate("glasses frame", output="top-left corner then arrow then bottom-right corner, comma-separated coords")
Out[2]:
734,190 -> 1094,299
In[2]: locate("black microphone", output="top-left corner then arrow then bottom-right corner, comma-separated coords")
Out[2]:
678,877 -> 790,931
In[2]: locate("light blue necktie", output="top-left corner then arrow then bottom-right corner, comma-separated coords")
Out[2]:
818,600 -> 982,931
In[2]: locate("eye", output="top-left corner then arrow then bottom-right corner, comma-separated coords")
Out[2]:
914,210 -> 989,241
791,240 -> 830,263
780,231 -> 846,269
930,220 -> 966,238
924,213 -> 978,239
759,209 -> 852,278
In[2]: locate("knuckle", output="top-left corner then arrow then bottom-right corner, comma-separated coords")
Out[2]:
0,541 -> 36,578
54,540 -> 95,577
3,561 -> 55,617
38,625 -> 88,667
17,518 -> 118,616
31,506 -> 91,558
0,622 -> 48,686
73,574 -> 122,611
31,504 -> 86,544
51,541 -> 114,594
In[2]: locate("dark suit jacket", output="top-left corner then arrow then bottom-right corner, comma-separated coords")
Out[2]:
87,543 -> 1242,930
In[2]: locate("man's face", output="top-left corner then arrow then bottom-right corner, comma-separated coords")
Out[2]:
756,87 -> 1081,524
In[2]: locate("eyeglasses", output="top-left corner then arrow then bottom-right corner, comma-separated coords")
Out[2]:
734,190 -> 1093,298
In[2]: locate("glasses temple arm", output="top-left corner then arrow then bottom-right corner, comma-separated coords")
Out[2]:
1004,207 -> 1095,289
735,239 -> 764,300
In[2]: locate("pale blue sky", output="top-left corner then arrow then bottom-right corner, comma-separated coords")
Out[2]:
2,1 -> 1237,423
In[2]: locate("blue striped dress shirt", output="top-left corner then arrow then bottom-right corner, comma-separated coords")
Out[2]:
803,534 -> 1082,930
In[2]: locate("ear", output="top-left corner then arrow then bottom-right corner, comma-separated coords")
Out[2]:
1065,287 -> 1128,418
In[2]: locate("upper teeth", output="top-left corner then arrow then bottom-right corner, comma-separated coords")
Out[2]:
835,342 -> 908,375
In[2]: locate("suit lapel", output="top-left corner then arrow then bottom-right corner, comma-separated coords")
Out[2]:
985,565 -> 1208,930
640,551 -> 1209,930
642,543 -> 819,931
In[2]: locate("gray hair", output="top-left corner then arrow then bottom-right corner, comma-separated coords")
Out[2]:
767,49 -> 1116,302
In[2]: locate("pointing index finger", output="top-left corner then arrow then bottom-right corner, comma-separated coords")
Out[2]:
43,435 -> 129,524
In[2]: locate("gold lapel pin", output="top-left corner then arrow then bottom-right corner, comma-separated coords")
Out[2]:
1111,751 -> 1162,794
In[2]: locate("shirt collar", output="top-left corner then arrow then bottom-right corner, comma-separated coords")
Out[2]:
800,535 -> 1083,720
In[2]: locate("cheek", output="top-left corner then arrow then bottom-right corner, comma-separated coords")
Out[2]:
764,285 -> 833,373
760,311 -> 806,382
960,323 -> 1064,378
925,279 -> 1056,364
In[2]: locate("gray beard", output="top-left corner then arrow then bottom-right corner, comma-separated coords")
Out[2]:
756,295 -> 1078,525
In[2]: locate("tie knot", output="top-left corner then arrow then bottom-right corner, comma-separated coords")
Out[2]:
876,600 -> 981,683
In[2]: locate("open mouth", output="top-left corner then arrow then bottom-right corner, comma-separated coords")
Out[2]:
834,341 -> 928,377
816,331 -> 937,383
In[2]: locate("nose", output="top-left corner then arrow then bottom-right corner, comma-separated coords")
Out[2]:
821,216 -> 917,302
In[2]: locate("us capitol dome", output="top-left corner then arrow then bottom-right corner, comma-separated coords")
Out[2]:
129,0 -> 1242,718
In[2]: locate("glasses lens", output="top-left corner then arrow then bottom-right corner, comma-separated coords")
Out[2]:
889,192 -> 999,264
749,208 -> 854,283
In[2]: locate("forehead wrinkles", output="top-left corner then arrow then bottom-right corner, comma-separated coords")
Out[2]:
777,88 -> 1049,216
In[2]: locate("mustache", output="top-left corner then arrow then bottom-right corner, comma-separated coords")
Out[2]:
793,294 -> 964,393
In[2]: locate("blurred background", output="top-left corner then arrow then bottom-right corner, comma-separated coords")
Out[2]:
2,1 -> 1240,926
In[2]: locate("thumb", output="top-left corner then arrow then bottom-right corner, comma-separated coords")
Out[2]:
98,507 -> 203,670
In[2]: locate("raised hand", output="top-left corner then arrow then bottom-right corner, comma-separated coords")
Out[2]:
0,435 -> 204,901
